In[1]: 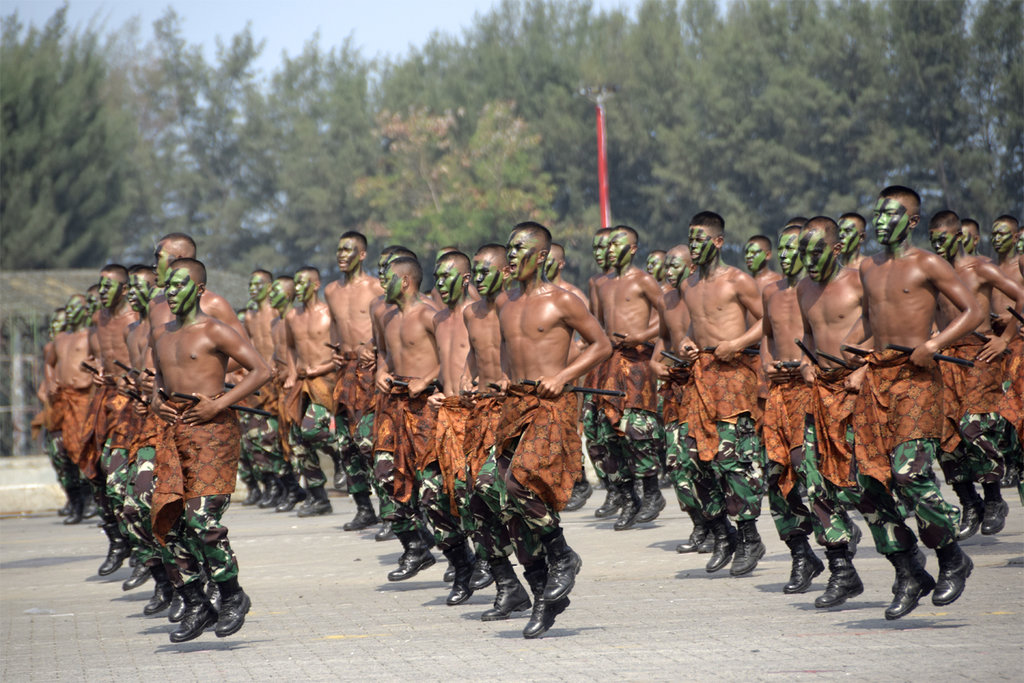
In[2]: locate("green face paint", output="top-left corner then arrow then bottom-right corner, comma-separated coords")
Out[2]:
434,261 -> 463,305
85,292 -> 99,316
473,256 -> 504,297
992,221 -> 1016,255
873,197 -> 912,246
97,275 -> 123,309
960,228 -> 978,255
606,231 -> 634,270
645,253 -> 666,280
248,274 -> 271,302
689,227 -> 718,266
65,297 -> 88,328
507,230 -> 542,281
127,274 -> 153,313
929,228 -> 960,260
165,269 -> 199,316
154,245 -> 174,288
592,233 -> 611,269
293,272 -> 314,302
778,232 -> 804,277
268,280 -> 291,311
1016,232 -> 1024,255
664,253 -> 690,287
800,230 -> 838,283
383,268 -> 403,304
743,242 -> 767,273
336,238 -> 362,273
544,254 -> 559,281
838,218 -> 863,257
49,310 -> 67,338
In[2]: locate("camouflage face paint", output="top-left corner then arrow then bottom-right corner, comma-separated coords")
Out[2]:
165,269 -> 200,316
49,310 -> 67,338
838,217 -> 863,257
268,280 -> 291,312
64,297 -> 88,328
592,233 -> 611,270
293,272 -> 314,303
778,232 -> 804,277
873,197 -> 912,246
960,227 -> 978,255
664,253 -> 690,287
744,241 -> 767,273
434,260 -> 463,305
645,252 -> 666,281
336,237 -> 362,274
800,230 -> 838,283
473,256 -> 504,297
154,245 -> 174,288
992,221 -> 1016,255
507,230 -> 543,281
248,274 -> 271,302
929,228 -> 960,261
606,231 -> 633,270
97,275 -> 123,309
128,274 -> 154,313
689,226 -> 718,266
383,268 -> 403,304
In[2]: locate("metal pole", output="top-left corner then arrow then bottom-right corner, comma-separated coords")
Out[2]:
595,98 -> 610,228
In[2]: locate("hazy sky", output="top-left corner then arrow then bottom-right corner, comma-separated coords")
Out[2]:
6,0 -> 643,75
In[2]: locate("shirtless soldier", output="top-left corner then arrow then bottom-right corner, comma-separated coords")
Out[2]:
238,269 -> 279,504
744,235 -> 782,291
264,276 -> 301,509
959,218 -> 985,259
680,211 -> 767,577
282,266 -> 343,517
761,225 -> 825,593
498,221 -> 611,638
325,232 -> 386,531
151,258 -> 271,642
928,210 -> 1024,537
592,226 -> 668,530
846,185 -> 982,619
837,213 -> 868,269
990,215 -> 1024,334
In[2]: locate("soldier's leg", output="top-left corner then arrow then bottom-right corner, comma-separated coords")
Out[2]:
890,439 -> 960,551
619,408 -> 666,525
712,414 -> 766,576
958,412 -> 1010,534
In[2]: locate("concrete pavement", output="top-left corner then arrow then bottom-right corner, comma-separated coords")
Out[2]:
2,489 -> 1021,681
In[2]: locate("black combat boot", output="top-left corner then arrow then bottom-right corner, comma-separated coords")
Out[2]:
563,479 -> 594,512
613,481 -> 641,531
885,547 -> 936,620
980,482 -> 1008,536
932,542 -> 973,606
540,529 -> 582,602
296,485 -> 333,517
343,492 -> 379,531
258,473 -> 282,509
677,511 -> 708,553
143,564 -> 175,616
63,484 -> 86,525
214,576 -> 252,638
274,472 -> 307,512
122,554 -> 151,591
98,523 -> 131,576
480,557 -> 531,621
241,477 -> 261,506
521,565 -> 569,639
783,535 -> 824,594
705,515 -> 737,573
167,591 -> 186,623
442,542 -> 476,606
375,520 -> 395,542
814,546 -> 863,608
635,474 -> 666,524
169,581 -> 217,643
82,484 -> 99,520
387,529 -> 436,581
730,520 -> 766,577
952,482 -> 984,540
593,484 -> 622,519
469,558 -> 494,591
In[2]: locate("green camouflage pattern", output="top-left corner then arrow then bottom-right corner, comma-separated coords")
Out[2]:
287,401 -> 342,488
711,415 -> 765,522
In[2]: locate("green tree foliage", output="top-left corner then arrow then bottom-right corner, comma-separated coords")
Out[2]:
1,7 -> 135,268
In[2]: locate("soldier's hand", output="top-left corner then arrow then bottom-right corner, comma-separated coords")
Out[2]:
427,391 -> 445,409
714,339 -> 739,362
407,377 -> 432,397
843,366 -> 867,393
181,393 -> 219,425
680,340 -> 699,363
156,398 -> 181,424
909,341 -> 936,368
976,336 -> 1007,363
800,363 -> 815,386
375,372 -> 394,394
650,360 -> 670,379
535,375 -> 564,398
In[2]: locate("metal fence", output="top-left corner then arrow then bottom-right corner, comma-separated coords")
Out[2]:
1,311 -> 48,456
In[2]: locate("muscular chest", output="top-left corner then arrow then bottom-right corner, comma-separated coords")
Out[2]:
684,280 -> 733,318
766,288 -> 802,330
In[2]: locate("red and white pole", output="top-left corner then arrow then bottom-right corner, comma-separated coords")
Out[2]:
595,99 -> 610,228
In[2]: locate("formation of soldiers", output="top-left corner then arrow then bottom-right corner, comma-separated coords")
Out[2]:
35,184 -> 1024,643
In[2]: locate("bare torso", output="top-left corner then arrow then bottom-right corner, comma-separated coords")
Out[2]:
660,289 -> 691,352
324,274 -> 382,353
94,306 -> 137,373
154,318 -> 230,396
52,330 -> 93,390
596,267 -> 659,339
797,267 -> 863,364
859,248 -> 942,347
286,300 -> 334,374
434,299 -> 474,394
380,298 -> 440,380
682,266 -> 759,347
464,297 -> 506,387
763,279 -> 804,363
244,302 -> 278,362
992,255 -> 1023,323
499,284 -> 578,381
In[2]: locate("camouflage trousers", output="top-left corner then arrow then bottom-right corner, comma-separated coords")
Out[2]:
121,446 -> 173,566
240,413 -> 288,480
418,461 -> 469,552
46,430 -> 85,494
596,408 -> 665,485
580,396 -> 608,482
99,440 -> 132,532
711,415 -> 765,523
799,421 -> 862,548
165,494 -> 238,586
765,454 -> 819,543
939,412 -> 1013,486
337,411 -> 375,496
287,401 -> 342,489
372,449 -> 422,536
469,449 -> 544,567
665,421 -> 726,520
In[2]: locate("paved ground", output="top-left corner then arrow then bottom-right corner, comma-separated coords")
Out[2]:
2,489 -> 1021,682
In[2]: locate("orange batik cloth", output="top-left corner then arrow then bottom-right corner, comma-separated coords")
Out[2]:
810,367 -> 858,488
496,385 -> 582,513
685,352 -> 762,462
282,372 -> 338,426
50,386 -> 93,468
595,343 -> 660,428
151,402 -> 241,544
373,380 -> 437,504
463,394 -> 504,486
435,396 -> 471,515
852,350 -> 944,487
332,353 -> 375,434
762,375 -> 812,497
939,336 -> 1014,453
659,366 -> 691,426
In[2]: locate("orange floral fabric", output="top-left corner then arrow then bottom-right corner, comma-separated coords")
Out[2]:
332,353 -> 375,433
373,381 -> 436,503
595,343 -> 660,427
50,386 -> 93,468
810,367 -> 858,488
463,394 -> 504,486
762,376 -> 812,497
151,402 -> 240,544
435,397 -> 470,515
685,352 -> 762,462
939,336 -> 1012,452
496,385 -> 582,512
658,366 -> 691,426
282,372 -> 338,425
853,350 -> 944,486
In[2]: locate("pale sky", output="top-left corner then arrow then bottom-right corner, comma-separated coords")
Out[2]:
5,0 -> 643,76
